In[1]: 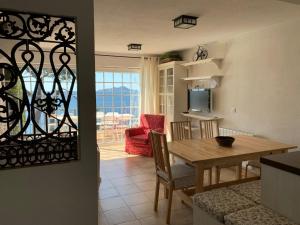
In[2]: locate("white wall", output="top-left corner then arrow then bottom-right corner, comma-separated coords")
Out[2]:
0,1 -> 98,225
95,54 -> 141,72
181,18 -> 300,148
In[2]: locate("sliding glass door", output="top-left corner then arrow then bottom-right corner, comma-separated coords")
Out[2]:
95,71 -> 140,145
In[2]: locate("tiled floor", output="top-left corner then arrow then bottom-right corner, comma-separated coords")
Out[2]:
98,144 -> 257,225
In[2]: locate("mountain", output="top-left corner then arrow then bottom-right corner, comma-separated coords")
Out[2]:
67,86 -> 139,115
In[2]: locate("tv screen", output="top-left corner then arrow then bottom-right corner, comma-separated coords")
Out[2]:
188,89 -> 211,112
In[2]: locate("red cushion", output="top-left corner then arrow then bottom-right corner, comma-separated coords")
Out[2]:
140,114 -> 165,132
130,134 -> 148,144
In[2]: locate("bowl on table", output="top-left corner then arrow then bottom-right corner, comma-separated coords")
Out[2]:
215,136 -> 235,147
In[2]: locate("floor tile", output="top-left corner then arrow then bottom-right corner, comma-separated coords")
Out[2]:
111,177 -> 134,186
170,208 -> 193,225
139,216 -> 166,225
122,192 -> 151,206
131,173 -> 156,183
99,187 -> 120,200
118,220 -> 141,225
129,202 -> 163,219
100,197 -> 127,211
99,144 -> 257,225
100,179 -> 114,190
115,183 -> 142,196
99,211 -> 108,225
104,207 -> 136,225
158,197 -> 188,211
134,180 -> 156,192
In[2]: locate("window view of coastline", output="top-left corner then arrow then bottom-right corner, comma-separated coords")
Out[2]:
96,71 -> 141,144
3,68 -> 78,135
6,69 -> 141,144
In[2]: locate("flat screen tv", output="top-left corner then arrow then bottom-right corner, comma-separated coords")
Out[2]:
188,89 -> 212,112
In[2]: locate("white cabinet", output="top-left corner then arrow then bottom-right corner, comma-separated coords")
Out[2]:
158,61 -> 187,140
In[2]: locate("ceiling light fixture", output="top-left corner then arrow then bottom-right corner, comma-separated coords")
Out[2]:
128,43 -> 142,51
173,15 -> 198,29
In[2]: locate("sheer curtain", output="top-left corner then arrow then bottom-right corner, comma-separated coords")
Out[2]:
140,56 -> 159,114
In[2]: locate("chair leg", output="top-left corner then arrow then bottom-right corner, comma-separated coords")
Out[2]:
236,163 -> 243,180
245,164 -> 249,178
208,168 -> 212,185
154,179 -> 160,211
215,166 -> 221,184
166,186 -> 173,224
171,153 -> 175,164
164,186 -> 169,199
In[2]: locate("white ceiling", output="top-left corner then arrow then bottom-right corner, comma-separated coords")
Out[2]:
94,0 -> 300,55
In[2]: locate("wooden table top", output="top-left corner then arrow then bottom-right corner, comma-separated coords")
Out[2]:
168,135 -> 297,164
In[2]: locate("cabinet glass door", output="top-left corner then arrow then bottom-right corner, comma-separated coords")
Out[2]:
159,94 -> 166,114
159,70 -> 165,94
166,68 -> 173,94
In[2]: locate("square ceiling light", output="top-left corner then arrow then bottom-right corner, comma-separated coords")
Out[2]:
173,15 -> 198,29
128,43 -> 142,51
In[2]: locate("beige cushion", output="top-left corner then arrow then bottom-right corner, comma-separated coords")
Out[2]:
228,180 -> 261,204
193,188 -> 256,223
224,205 -> 298,225
157,164 -> 195,189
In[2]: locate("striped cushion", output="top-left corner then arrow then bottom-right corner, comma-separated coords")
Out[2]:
157,164 -> 195,189
228,180 -> 261,204
193,188 -> 256,222
224,205 -> 298,225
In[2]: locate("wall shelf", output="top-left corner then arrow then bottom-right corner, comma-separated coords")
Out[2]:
181,75 -> 223,81
181,58 -> 223,67
181,113 -> 223,120
181,75 -> 223,88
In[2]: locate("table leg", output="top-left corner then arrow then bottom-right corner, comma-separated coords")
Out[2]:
195,163 -> 205,193
236,163 -> 243,180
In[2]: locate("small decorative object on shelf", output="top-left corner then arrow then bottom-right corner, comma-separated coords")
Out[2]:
215,136 -> 235,147
193,46 -> 208,61
159,51 -> 182,64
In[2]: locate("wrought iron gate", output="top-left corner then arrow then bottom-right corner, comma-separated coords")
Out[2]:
0,10 -> 78,169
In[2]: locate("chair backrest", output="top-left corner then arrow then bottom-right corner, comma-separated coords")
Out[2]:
170,121 -> 192,141
140,114 -> 165,133
149,130 -> 172,181
199,119 -> 219,139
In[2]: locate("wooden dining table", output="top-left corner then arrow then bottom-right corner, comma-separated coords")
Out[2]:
167,135 -> 297,193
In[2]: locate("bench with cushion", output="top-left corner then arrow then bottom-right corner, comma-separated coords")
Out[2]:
193,187 -> 256,224
224,205 -> 298,225
193,180 -> 297,225
227,180 -> 261,204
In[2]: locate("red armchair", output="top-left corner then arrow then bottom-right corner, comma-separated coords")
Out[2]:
125,114 -> 165,157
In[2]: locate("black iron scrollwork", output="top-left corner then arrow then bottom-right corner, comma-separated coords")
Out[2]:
34,93 -> 62,116
0,10 -> 75,43
0,9 -> 78,169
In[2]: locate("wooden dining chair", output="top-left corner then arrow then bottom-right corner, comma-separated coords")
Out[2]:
170,121 -> 192,141
199,119 -> 220,139
149,130 -> 195,224
170,121 -> 191,163
199,119 -> 242,184
171,121 -> 213,185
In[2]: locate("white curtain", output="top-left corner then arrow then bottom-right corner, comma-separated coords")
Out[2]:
140,56 -> 159,114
